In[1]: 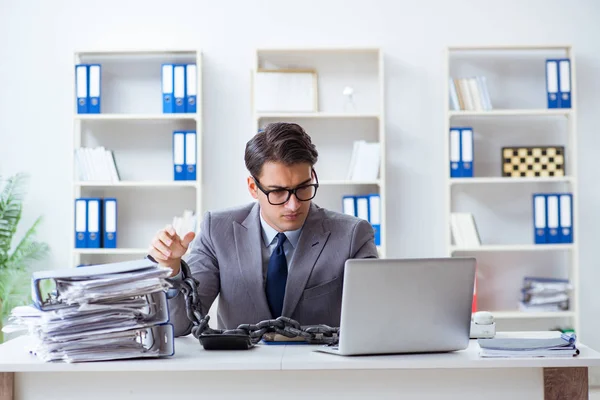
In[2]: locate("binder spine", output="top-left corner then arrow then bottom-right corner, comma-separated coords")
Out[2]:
88,64 -> 101,114
533,194 -> 547,244
75,64 -> 88,114
173,131 -> 186,181
558,59 -> 571,108
75,198 -> 87,248
546,59 -> 559,109
185,64 -> 197,113
449,129 -> 461,178
185,130 -> 197,181
162,64 -> 174,113
460,128 -> 474,178
173,64 -> 186,113
546,194 -> 560,244
86,198 -> 103,248
104,198 -> 117,248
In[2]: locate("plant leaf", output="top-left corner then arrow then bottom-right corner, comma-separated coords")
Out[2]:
0,268 -> 31,322
7,216 -> 50,270
0,173 -> 29,264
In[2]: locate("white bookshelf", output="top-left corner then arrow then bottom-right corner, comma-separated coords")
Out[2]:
451,244 -> 575,253
72,49 -> 203,267
74,114 -> 198,121
256,112 -> 380,119
448,109 -> 572,117
74,181 -> 199,188
444,45 -> 579,332
73,248 -> 149,256
251,47 -> 386,256
494,311 -> 575,320
450,177 -> 575,185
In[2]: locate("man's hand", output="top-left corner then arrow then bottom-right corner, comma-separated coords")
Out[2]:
149,225 -> 196,277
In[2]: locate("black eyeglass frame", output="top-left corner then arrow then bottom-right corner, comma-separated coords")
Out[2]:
252,169 -> 319,206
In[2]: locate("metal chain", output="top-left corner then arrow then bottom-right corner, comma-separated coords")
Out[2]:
175,260 -> 339,348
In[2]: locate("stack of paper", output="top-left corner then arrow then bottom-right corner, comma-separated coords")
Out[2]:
3,259 -> 175,363
75,147 -> 120,182
450,212 -> 481,248
519,277 -> 571,312
478,332 -> 579,358
347,141 -> 381,181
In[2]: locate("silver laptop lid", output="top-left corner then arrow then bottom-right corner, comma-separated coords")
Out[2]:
338,257 -> 476,355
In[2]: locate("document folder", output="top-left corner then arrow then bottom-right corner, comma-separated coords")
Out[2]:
185,64 -> 197,113
31,259 -> 169,311
162,64 -> 174,113
546,60 -> 559,109
103,198 -> 117,248
88,64 -> 101,113
558,59 -> 571,108
75,64 -> 88,114
173,64 -> 186,113
74,198 -> 87,248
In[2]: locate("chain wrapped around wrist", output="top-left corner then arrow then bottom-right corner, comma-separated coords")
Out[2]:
173,259 -> 339,350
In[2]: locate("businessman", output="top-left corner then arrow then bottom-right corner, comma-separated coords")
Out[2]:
149,122 -> 378,336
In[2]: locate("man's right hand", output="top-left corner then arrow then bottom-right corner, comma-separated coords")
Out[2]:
149,225 -> 196,277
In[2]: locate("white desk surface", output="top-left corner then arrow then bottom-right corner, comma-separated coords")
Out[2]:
1,331 -> 599,373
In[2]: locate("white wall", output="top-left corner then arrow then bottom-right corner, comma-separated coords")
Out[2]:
1,0 -> 600,346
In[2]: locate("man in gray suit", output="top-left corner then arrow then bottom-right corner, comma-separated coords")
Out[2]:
149,122 -> 378,337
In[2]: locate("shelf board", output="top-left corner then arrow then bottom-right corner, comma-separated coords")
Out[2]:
448,44 -> 571,52
256,112 -> 380,119
320,179 -> 380,186
76,49 -> 198,56
257,46 -> 381,54
450,177 -> 574,185
74,248 -> 149,255
449,109 -> 571,117
451,244 -> 574,253
74,114 -> 198,121
493,311 -> 575,320
75,181 -> 198,188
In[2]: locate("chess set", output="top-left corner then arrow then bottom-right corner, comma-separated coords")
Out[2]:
501,146 -> 565,178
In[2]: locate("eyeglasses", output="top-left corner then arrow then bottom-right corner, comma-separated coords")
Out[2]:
253,169 -> 319,206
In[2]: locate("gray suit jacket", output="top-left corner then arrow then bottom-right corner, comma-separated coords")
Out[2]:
168,202 -> 378,336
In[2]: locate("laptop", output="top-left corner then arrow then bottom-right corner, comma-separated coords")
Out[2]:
316,257 -> 476,356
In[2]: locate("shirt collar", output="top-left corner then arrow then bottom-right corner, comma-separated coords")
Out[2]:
259,210 -> 303,249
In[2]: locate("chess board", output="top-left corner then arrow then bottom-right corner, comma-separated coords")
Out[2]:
501,146 -> 565,177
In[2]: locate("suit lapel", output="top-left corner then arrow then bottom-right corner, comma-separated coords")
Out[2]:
233,203 -> 271,317
282,204 -> 331,317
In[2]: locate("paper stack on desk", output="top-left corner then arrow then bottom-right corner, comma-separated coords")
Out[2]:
3,259 -> 176,363
478,332 -> 579,358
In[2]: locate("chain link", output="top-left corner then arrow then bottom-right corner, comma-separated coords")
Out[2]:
175,260 -> 339,348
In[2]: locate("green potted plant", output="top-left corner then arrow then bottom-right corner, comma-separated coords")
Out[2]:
0,172 -> 49,343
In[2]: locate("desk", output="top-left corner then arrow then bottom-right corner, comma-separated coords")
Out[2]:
0,333 -> 599,400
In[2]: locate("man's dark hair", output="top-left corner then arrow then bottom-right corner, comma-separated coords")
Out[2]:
245,122 -> 319,178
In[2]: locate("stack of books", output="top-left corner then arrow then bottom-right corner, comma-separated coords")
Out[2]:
347,140 -> 380,181
449,77 -> 492,111
3,259 -> 175,363
75,146 -> 120,182
519,277 -> 571,312
478,332 -> 578,358
450,212 -> 481,248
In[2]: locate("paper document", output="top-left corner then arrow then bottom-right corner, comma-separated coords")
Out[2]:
4,258 -> 176,363
478,333 -> 578,358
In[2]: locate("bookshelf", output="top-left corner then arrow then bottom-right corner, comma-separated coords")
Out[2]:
74,114 -> 199,121
444,45 -> 579,333
72,49 -> 203,268
251,47 -> 386,256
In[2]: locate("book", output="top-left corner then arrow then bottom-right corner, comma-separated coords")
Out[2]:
478,332 -> 578,358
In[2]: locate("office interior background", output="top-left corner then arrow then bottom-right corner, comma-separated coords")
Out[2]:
1,0 -> 600,379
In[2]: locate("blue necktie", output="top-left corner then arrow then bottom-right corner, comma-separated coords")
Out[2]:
266,233 -> 288,318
